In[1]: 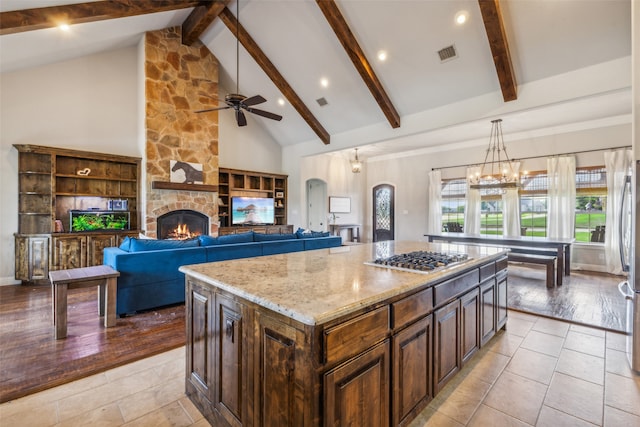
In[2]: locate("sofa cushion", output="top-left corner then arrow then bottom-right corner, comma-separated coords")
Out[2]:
217,231 -> 254,245
128,237 -> 199,252
253,233 -> 297,242
198,235 -> 219,246
119,236 -> 132,251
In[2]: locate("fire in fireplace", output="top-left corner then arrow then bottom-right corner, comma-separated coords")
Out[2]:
157,210 -> 209,240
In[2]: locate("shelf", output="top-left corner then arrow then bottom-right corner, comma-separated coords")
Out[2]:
152,181 -> 219,192
56,173 -> 136,182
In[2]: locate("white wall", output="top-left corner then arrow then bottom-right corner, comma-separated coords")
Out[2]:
218,84 -> 282,173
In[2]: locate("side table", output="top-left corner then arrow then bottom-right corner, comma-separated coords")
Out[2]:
49,265 -> 120,339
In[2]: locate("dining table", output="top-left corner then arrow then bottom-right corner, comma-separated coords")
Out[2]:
424,232 -> 574,286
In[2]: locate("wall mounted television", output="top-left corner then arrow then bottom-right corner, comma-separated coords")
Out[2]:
231,196 -> 275,225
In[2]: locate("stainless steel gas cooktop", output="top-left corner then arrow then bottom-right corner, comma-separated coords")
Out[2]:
366,250 -> 470,274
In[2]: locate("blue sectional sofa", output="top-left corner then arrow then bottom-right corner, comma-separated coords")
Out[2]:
103,230 -> 342,316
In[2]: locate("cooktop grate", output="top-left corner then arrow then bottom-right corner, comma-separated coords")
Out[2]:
366,250 -> 470,274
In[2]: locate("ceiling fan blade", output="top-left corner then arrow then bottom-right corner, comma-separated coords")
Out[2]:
246,107 -> 283,121
241,95 -> 266,107
236,109 -> 247,126
195,105 -> 231,113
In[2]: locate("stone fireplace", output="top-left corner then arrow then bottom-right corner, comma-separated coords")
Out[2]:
143,27 -> 220,238
157,209 -> 209,240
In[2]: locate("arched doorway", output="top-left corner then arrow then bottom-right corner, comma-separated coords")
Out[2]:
373,184 -> 395,242
306,178 -> 327,231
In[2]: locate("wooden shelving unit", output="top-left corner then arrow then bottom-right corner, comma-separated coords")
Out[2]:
218,167 -> 288,231
13,144 -> 141,283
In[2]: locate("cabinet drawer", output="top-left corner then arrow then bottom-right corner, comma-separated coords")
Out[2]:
392,288 -> 433,330
434,269 -> 478,307
480,262 -> 495,282
496,256 -> 508,272
325,306 -> 390,365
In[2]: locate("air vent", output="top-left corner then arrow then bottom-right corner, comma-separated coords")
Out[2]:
438,45 -> 458,62
316,97 -> 328,107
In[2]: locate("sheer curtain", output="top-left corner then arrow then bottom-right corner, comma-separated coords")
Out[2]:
464,166 -> 481,234
502,161 -> 521,237
426,170 -> 442,234
546,156 -> 576,239
604,149 -> 632,274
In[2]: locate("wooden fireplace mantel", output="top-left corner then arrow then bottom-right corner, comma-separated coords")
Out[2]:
151,181 -> 218,192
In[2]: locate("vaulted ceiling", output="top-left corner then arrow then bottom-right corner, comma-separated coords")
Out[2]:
0,0 -> 632,159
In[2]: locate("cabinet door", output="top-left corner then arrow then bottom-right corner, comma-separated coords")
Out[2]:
15,235 -> 49,282
496,272 -> 508,330
186,280 -> 214,401
51,235 -> 86,270
434,299 -> 460,394
325,340 -> 390,427
86,234 -> 116,266
393,316 -> 432,427
215,294 -> 246,427
461,288 -> 480,364
255,312 -> 306,427
480,279 -> 496,346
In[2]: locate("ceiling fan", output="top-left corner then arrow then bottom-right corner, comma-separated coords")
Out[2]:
196,0 -> 282,126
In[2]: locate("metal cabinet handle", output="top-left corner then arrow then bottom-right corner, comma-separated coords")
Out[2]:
618,281 -> 633,300
225,319 -> 235,341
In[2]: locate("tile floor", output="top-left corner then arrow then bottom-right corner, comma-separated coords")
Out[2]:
1,310 -> 639,426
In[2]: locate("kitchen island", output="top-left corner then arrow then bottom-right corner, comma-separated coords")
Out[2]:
179,241 -> 508,427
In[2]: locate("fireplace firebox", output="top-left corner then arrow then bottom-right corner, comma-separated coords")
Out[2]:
157,210 -> 209,240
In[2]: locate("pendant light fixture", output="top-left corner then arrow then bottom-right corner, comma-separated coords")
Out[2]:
469,119 -> 519,190
351,148 -> 362,173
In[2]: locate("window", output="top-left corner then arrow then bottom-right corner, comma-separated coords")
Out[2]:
575,167 -> 607,243
519,171 -> 548,237
441,179 -> 466,232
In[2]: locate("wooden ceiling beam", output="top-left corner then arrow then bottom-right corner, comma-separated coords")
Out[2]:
0,0 -> 201,36
316,0 -> 400,129
478,0 -> 517,102
219,7 -> 331,145
182,0 -> 230,46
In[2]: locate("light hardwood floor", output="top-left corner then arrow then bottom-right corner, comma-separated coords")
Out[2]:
1,310 -> 638,426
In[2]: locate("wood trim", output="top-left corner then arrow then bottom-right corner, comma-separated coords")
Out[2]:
316,0 -> 400,129
152,181 -> 219,192
0,0 -> 201,36
181,0 -> 230,46
218,7 -> 331,145
478,0 -> 517,102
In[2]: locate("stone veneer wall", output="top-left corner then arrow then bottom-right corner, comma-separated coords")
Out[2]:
144,27 -> 220,238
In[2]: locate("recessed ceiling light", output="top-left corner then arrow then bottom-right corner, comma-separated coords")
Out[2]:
277,98 -> 285,106
377,50 -> 387,61
320,77 -> 329,88
58,23 -> 71,32
455,11 -> 468,25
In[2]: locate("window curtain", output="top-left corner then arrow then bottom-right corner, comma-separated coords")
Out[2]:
464,166 -> 481,234
546,156 -> 576,239
502,161 -> 521,237
426,170 -> 442,234
604,149 -> 632,274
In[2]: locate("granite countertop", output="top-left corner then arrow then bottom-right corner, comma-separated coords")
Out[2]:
179,241 -> 508,326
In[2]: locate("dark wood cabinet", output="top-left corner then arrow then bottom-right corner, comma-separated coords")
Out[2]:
218,167 -> 287,229
480,279 -> 497,346
434,298 -> 461,394
185,254 -> 508,426
215,294 -> 247,427
13,144 -> 141,283
461,287 -> 480,364
325,340 -> 390,427
392,315 -> 433,427
497,270 -> 508,330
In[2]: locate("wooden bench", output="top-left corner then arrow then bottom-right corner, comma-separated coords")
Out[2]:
507,252 -> 556,288
49,265 -> 120,339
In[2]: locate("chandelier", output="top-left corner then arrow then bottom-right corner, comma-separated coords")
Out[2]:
469,119 -> 519,190
351,148 -> 362,173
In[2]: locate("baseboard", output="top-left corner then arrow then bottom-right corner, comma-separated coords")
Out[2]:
570,263 -> 608,273
0,276 -> 21,286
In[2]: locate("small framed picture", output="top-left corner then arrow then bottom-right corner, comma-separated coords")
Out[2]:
108,199 -> 128,211
276,191 -> 284,198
